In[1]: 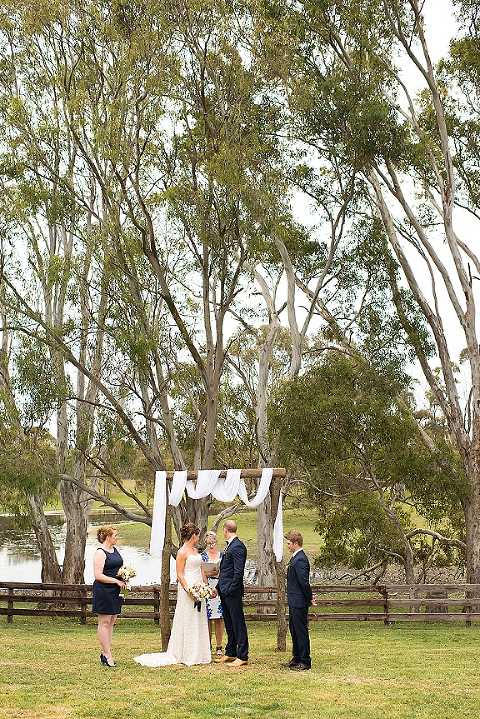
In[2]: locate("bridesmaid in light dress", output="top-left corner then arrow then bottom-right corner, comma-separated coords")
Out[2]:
201,530 -> 224,657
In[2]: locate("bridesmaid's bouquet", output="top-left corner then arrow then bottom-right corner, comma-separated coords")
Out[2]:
117,566 -> 136,597
188,582 -> 216,612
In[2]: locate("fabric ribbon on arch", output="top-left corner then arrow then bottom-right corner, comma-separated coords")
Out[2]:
149,468 -> 284,562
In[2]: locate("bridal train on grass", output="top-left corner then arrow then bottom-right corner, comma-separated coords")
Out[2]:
134,553 -> 211,667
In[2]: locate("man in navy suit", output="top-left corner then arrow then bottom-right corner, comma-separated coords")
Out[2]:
217,519 -> 249,667
285,530 -> 316,671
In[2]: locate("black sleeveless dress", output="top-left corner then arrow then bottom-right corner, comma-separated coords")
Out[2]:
92,547 -> 124,615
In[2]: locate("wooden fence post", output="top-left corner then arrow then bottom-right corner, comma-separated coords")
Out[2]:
380,586 -> 390,626
80,588 -> 87,625
464,586 -> 472,627
153,588 -> 160,626
7,589 -> 14,624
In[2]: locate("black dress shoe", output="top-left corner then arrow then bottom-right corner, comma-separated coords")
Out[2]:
281,659 -> 299,668
290,663 -> 311,671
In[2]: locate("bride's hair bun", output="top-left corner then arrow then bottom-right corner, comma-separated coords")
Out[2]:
180,522 -> 200,542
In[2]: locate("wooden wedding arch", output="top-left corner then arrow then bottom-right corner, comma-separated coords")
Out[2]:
157,467 -> 288,650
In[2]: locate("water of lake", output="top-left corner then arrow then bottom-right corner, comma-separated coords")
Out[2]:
0,511 -> 176,585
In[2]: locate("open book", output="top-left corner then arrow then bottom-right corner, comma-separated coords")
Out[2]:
203,561 -> 220,578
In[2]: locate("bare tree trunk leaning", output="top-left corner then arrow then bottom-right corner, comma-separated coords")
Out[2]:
160,502 -> 172,650
28,495 -> 62,583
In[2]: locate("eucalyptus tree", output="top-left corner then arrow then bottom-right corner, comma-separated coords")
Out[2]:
0,295 -> 61,581
0,0 -> 294,559
251,0 -> 480,582
271,354 -> 466,584
0,41 -> 116,580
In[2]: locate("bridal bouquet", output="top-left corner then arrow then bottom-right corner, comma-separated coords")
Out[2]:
117,566 -> 136,597
188,582 -> 216,612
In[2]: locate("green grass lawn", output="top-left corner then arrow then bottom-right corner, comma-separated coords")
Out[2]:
2,617 -> 480,719
117,508 -> 322,558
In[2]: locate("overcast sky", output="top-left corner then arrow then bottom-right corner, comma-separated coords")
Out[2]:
289,0 -> 477,407
397,0 -> 472,405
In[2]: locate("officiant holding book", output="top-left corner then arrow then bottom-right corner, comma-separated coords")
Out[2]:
201,530 -> 224,656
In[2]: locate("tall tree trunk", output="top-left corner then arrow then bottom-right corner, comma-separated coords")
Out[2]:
160,503 -> 172,649
404,539 -> 416,606
27,494 -> 62,583
203,393 -> 218,470
254,297 -> 280,591
55,358 -> 89,584
256,496 -> 276,588
403,540 -> 415,585
59,484 -> 88,584
185,496 -> 210,538
465,460 -> 480,585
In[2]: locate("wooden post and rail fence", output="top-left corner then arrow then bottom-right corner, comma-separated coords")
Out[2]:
3,582 -> 480,629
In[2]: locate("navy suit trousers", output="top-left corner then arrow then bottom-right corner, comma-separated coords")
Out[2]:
220,592 -> 249,660
289,605 -> 311,667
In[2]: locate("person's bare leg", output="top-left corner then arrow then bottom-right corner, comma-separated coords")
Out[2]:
97,616 -> 110,658
106,615 -> 116,661
215,619 -> 223,650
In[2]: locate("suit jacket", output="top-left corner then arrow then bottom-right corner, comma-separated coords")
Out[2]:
217,537 -> 247,598
287,549 -> 313,608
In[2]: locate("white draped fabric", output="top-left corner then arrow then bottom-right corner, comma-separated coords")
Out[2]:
168,469 -> 188,505
238,467 -> 273,507
149,467 -> 284,562
211,468 -> 241,502
149,470 -> 167,557
272,490 -> 284,562
187,468 -> 222,499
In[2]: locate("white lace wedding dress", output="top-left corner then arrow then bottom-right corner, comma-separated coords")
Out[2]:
134,553 -> 211,667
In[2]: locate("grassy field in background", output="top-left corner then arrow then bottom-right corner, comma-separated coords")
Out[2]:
116,508 -> 321,558
2,617 -> 480,719
234,508 -> 321,558
46,484 -> 152,514
49,478 -> 428,562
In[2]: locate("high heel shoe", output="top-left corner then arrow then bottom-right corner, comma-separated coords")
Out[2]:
104,657 -> 116,667
100,653 -> 107,665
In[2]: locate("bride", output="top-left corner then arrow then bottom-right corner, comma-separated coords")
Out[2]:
134,522 -> 212,667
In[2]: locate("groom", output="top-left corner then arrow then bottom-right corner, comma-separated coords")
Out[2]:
217,520 -> 248,667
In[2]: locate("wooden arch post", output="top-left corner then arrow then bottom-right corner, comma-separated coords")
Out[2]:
270,470 -> 287,652
159,499 -> 172,651
158,467 -> 287,651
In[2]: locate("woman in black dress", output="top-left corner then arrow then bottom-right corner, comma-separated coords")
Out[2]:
92,525 -> 125,667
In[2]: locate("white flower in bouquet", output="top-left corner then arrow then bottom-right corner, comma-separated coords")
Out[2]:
117,566 -> 136,596
188,582 -> 216,610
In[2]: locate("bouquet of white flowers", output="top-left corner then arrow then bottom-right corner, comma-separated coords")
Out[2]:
188,582 -> 216,611
117,566 -> 136,597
